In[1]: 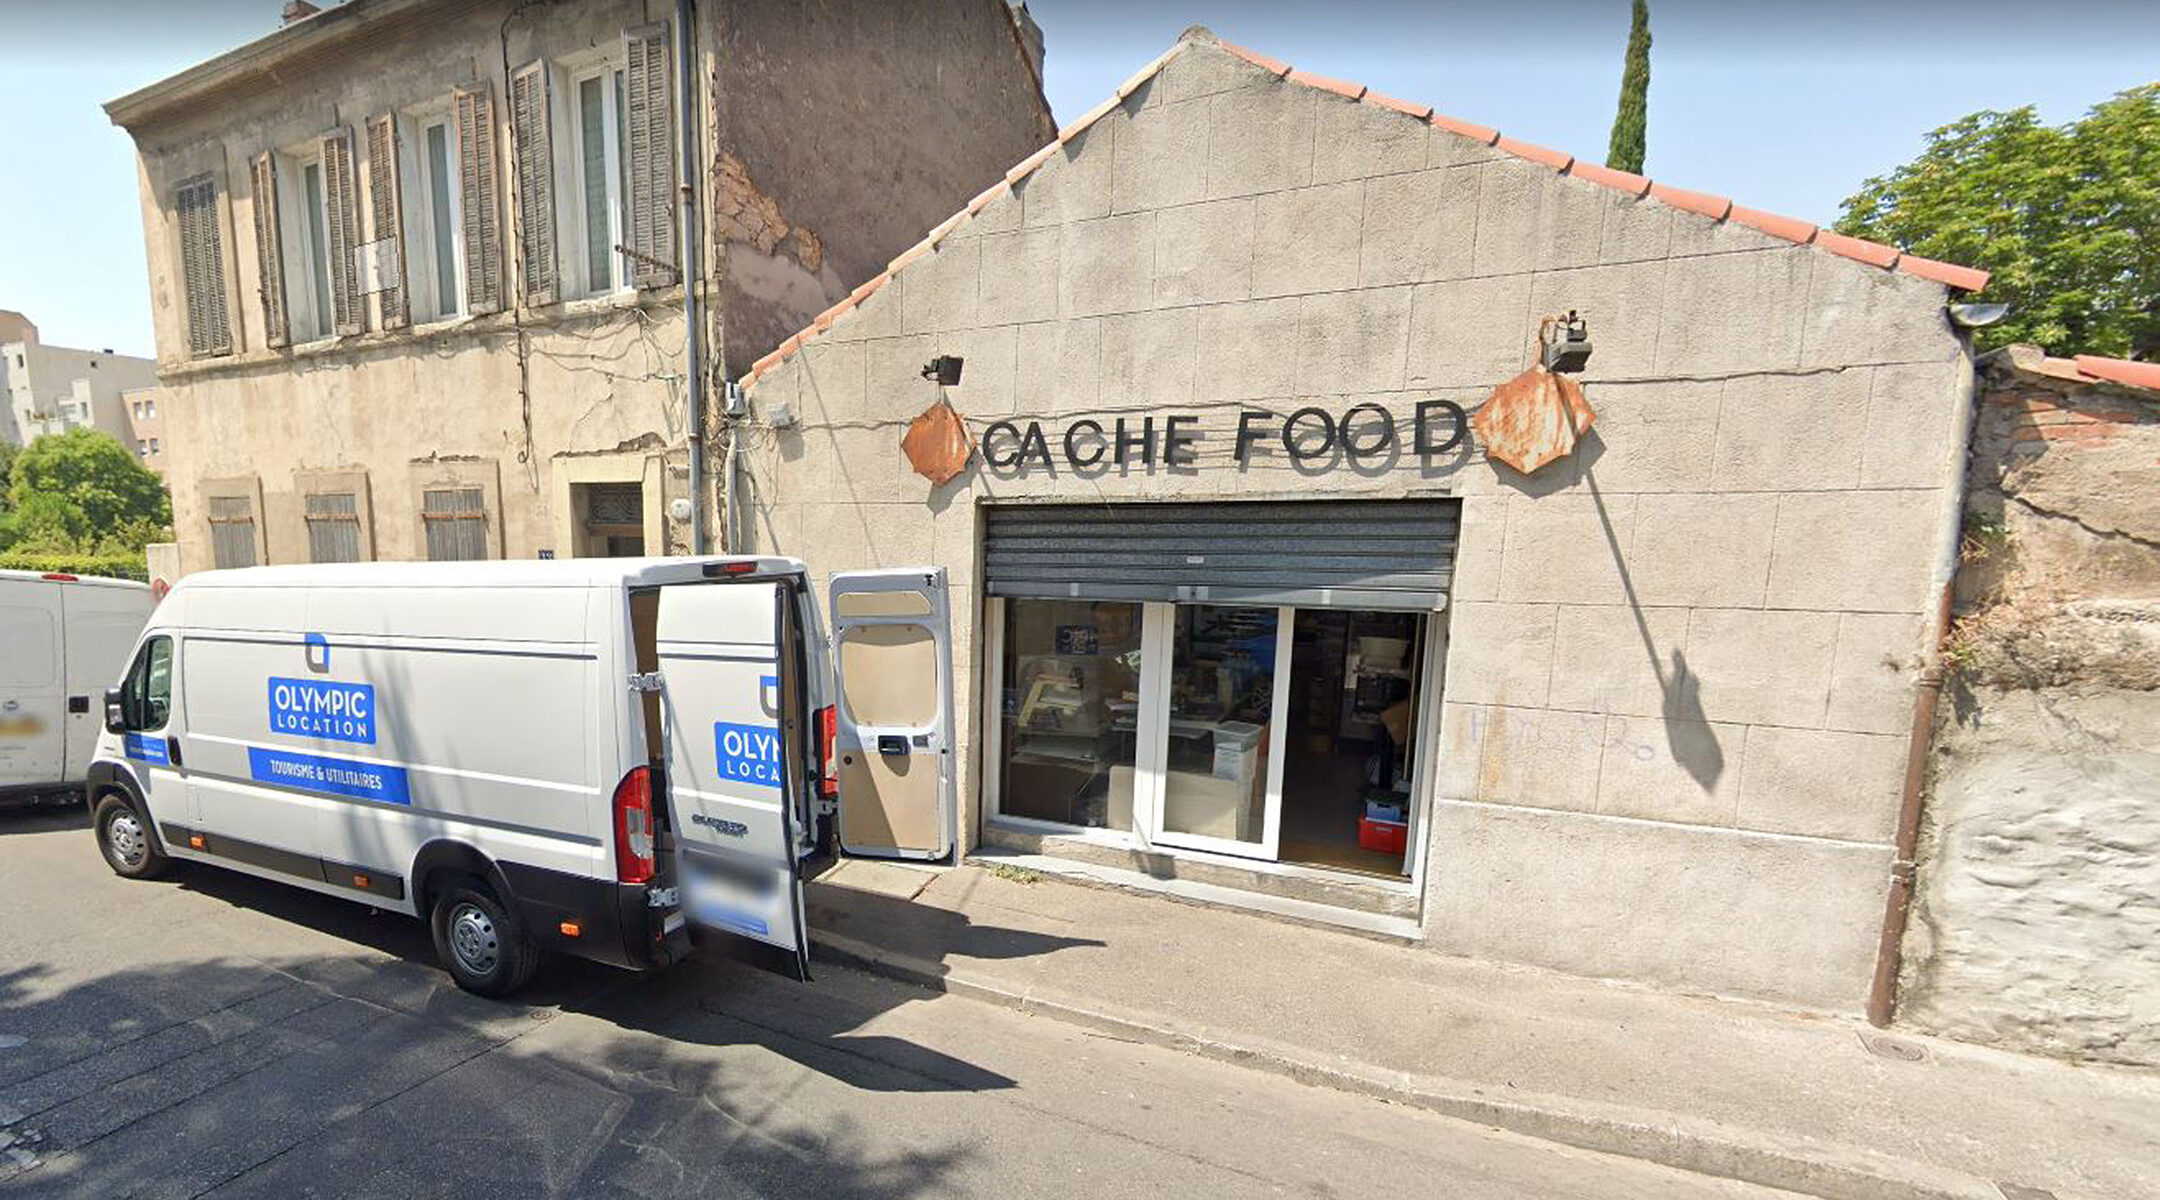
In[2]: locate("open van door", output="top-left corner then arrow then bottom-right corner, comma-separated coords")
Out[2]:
650,576 -> 814,980
829,569 -> 956,861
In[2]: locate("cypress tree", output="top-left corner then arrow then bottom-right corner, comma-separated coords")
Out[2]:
1606,0 -> 1651,175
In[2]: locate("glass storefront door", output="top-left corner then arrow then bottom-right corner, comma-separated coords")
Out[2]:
1141,603 -> 1290,860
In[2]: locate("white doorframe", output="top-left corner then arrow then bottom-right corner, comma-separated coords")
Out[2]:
1141,602 -> 1291,862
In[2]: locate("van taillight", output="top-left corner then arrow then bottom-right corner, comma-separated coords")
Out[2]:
613,766 -> 656,884
818,705 -> 838,797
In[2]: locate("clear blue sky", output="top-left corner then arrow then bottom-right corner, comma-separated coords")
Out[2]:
2,0 -> 2154,359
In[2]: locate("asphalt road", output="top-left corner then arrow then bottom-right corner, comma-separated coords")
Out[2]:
0,804 -> 1792,1199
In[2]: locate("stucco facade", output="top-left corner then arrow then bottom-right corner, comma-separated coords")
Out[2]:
738,34 -> 1981,1012
108,0 -> 1051,574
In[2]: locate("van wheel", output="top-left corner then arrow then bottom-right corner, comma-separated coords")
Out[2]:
430,879 -> 539,997
94,793 -> 166,880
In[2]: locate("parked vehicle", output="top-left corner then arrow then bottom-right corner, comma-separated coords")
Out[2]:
87,557 -> 955,995
1,570 -> 156,806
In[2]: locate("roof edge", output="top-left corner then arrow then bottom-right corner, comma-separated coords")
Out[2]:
105,0 -> 442,129
741,34 -> 1993,390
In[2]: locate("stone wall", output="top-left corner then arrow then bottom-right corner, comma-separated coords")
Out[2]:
1898,350 -> 2160,1065
738,35 -> 1972,1012
713,0 -> 1055,375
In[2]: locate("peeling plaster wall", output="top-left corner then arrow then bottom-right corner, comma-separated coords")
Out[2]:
739,39 -> 1972,1012
1899,361 -> 2160,1065
713,0 -> 1055,375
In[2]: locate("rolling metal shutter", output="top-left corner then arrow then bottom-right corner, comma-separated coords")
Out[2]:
985,500 -> 1461,612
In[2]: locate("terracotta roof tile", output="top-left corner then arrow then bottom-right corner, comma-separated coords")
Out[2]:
1430,113 -> 1499,144
1730,205 -> 1818,245
1566,160 -> 1651,197
1495,136 -> 1571,171
1813,230 -> 1901,270
2072,355 -> 2160,391
966,179 -> 1010,214
1059,94 -> 1120,143
742,33 -> 1994,389
1366,90 -> 1433,120
1004,141 -> 1060,184
1649,182 -> 1732,221
1895,253 -> 1990,293
1288,69 -> 1366,100
1217,39 -> 1291,78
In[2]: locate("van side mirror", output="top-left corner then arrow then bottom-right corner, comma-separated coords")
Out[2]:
104,687 -> 128,734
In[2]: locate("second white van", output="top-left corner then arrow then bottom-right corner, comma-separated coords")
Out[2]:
86,556 -> 956,994
2,569 -> 155,804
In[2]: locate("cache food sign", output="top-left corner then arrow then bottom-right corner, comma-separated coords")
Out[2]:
977,401 -> 1469,472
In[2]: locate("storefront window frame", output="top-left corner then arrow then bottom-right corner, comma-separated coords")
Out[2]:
980,595 -> 1448,896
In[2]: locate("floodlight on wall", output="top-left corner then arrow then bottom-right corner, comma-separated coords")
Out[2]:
921,355 -> 965,386
1948,303 -> 2011,329
1539,311 -> 1593,374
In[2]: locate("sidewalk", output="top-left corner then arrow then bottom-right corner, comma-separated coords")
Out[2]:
804,858 -> 2160,1200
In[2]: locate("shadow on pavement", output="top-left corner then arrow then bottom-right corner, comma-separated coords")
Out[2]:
0,883 -> 992,1198
0,804 -> 89,837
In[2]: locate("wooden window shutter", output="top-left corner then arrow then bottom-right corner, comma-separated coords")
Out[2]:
453,82 -> 504,315
250,152 -> 290,348
319,127 -> 365,335
509,59 -> 557,306
174,174 -> 233,358
622,23 -> 678,289
366,113 -> 411,330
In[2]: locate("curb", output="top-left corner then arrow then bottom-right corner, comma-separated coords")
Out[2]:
810,931 -> 2005,1200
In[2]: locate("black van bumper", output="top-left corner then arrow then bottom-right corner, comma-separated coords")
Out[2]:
498,862 -> 691,972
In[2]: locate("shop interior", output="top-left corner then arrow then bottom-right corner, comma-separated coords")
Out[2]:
1278,609 -> 1422,877
994,598 -> 1425,880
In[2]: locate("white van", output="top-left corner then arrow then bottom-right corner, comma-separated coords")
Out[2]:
86,557 -> 956,995
1,569 -> 156,804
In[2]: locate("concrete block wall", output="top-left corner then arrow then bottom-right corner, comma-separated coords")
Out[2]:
740,39 -> 1972,1012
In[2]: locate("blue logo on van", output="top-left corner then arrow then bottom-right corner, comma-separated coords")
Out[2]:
714,721 -> 783,789
269,677 -> 375,744
123,734 -> 170,765
247,747 -> 410,805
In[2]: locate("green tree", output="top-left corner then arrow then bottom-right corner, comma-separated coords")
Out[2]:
1837,85 -> 2160,358
5,428 -> 171,538
1605,0 -> 1650,175
0,438 -> 18,519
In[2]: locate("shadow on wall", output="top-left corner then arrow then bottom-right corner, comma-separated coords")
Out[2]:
1493,428 -> 1725,792
0,872 -> 1008,1196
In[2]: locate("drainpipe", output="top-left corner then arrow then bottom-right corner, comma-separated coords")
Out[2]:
677,0 -> 706,553
1865,340 -> 1980,1028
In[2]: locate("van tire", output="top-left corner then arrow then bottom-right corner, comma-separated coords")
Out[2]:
94,793 -> 167,880
430,878 -> 539,997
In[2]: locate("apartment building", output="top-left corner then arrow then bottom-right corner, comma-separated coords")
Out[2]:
123,386 -> 168,477
1,311 -> 157,450
106,0 -> 1052,572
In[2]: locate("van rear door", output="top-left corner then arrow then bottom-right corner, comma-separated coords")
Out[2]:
829,569 -> 956,861
0,581 -> 65,789
650,575 -> 812,979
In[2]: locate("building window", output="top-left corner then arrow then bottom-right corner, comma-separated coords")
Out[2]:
206,494 -> 259,568
402,113 -> 466,321
301,159 -> 334,337
998,599 -> 1144,832
149,437 -> 160,454
304,491 -> 363,562
574,480 -> 645,556
146,399 -> 156,418
421,486 -> 489,560
570,64 -> 628,296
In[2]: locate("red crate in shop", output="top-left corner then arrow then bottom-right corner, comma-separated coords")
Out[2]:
1358,817 -> 1407,855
